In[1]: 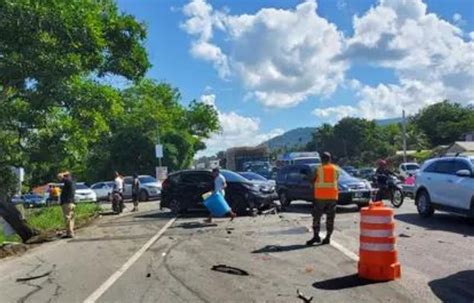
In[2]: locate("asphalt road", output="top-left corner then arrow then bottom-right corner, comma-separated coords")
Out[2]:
0,199 -> 473,302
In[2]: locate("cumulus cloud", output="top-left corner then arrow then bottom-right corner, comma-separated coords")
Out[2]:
183,0 -> 474,122
197,94 -> 284,156
182,0 -> 347,108
316,0 -> 474,120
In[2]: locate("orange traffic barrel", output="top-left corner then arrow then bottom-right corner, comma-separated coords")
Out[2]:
358,201 -> 401,281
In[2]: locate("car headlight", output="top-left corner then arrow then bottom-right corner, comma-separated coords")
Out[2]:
339,184 -> 348,191
363,180 -> 372,189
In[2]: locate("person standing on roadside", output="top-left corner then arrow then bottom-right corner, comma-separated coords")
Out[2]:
114,171 -> 124,198
307,152 -> 339,246
132,173 -> 140,212
59,172 -> 76,238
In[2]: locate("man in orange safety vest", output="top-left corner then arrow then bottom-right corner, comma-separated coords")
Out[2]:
306,152 -> 339,246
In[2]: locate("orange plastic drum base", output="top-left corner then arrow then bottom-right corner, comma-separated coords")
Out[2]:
358,262 -> 401,281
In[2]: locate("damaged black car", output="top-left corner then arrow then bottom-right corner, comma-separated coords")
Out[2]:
161,169 -> 278,215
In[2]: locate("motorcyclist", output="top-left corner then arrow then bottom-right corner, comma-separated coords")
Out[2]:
374,160 -> 397,201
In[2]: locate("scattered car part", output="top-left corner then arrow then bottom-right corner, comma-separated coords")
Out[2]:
211,264 -> 249,276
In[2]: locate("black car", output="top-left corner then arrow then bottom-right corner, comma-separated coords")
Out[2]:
161,169 -> 278,215
275,164 -> 372,209
342,166 -> 359,177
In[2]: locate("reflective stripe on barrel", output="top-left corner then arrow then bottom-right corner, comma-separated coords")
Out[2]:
360,215 -> 392,224
360,229 -> 394,238
360,243 -> 395,252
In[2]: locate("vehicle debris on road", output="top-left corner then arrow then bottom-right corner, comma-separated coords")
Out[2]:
211,264 -> 249,276
16,271 -> 52,282
296,289 -> 313,302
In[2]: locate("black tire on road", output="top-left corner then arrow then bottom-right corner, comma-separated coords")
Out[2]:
391,188 -> 404,208
279,191 -> 291,211
139,190 -> 149,202
228,195 -> 248,216
416,190 -> 434,218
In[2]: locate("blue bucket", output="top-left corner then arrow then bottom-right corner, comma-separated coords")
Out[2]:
203,192 -> 231,217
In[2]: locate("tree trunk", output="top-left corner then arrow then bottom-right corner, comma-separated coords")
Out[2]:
0,198 -> 37,243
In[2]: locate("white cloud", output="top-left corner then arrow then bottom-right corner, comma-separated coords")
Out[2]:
452,13 -> 465,27
319,0 -> 474,120
196,94 -> 284,156
312,105 -> 358,123
182,0 -> 347,108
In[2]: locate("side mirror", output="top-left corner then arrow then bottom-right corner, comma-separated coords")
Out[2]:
456,169 -> 471,177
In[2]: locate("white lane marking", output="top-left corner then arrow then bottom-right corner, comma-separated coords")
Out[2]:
331,240 -> 359,262
83,217 -> 176,303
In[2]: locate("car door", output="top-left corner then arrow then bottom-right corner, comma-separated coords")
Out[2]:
421,161 -> 443,204
450,159 -> 474,210
286,166 -> 303,200
123,177 -> 132,198
432,160 -> 456,207
299,166 -> 314,201
91,183 -> 104,198
180,172 -> 213,207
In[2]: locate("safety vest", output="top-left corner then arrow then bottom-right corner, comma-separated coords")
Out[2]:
314,164 -> 339,200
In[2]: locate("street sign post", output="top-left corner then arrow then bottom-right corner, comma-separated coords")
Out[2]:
156,166 -> 168,181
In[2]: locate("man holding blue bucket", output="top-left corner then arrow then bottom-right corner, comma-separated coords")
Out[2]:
204,168 -> 236,223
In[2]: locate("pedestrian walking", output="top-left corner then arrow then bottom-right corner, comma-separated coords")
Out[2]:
132,173 -> 140,212
306,152 -> 339,246
204,168 -> 236,223
58,171 -> 76,238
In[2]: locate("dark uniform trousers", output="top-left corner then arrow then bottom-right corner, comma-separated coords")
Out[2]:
312,200 -> 337,236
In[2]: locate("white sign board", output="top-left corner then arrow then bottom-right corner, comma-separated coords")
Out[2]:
156,166 -> 168,181
155,144 -> 163,158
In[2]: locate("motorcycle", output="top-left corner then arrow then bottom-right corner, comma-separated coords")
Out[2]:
373,175 -> 405,208
111,190 -> 124,214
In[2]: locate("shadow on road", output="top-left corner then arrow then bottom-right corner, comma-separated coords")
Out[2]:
172,222 -> 218,229
395,213 -> 474,236
283,202 -> 359,215
313,274 -> 383,290
429,270 -> 474,302
99,211 -> 118,216
252,244 -> 310,254
134,211 -> 175,219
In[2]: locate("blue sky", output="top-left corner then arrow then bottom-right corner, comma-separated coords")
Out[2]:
116,0 -> 474,156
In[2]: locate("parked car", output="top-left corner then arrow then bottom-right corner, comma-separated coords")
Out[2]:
12,193 -> 47,208
399,162 -> 420,179
161,169 -> 278,215
75,183 -> 97,202
90,181 -> 115,201
342,166 -> 359,177
276,164 -> 372,209
123,175 -> 161,201
415,156 -> 474,218
358,167 -> 376,181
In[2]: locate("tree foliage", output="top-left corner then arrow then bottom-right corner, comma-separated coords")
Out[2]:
0,0 -> 219,187
412,101 -> 474,146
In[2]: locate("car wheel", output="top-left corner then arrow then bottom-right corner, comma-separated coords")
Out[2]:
169,199 -> 186,215
416,190 -> 434,218
279,191 -> 291,211
139,190 -> 149,202
391,189 -> 404,208
230,195 -> 249,216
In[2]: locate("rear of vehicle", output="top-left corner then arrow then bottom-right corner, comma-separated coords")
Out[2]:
399,162 -> 420,179
22,194 -> 47,208
124,175 -> 161,201
75,183 -> 97,202
415,157 -> 474,218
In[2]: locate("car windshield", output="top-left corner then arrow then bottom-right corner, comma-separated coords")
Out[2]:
294,158 -> 321,165
336,168 -> 352,179
405,164 -> 420,170
240,172 -> 267,181
139,176 -> 157,183
76,184 -> 89,190
221,170 -> 249,183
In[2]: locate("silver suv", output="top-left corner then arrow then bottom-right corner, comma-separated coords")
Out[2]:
415,156 -> 474,218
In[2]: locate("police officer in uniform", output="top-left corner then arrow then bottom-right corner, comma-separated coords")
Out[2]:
306,152 -> 339,246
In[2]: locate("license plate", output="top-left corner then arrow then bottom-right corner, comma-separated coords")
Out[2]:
354,192 -> 363,198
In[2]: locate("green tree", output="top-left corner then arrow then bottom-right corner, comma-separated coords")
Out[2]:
0,0 -> 150,185
413,101 -> 474,146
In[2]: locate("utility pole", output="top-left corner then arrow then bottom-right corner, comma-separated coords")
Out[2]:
402,110 -> 407,163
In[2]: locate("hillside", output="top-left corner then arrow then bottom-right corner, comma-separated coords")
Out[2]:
375,117 -> 403,126
260,127 -> 316,151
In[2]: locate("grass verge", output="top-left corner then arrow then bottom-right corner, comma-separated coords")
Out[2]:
0,203 -> 102,244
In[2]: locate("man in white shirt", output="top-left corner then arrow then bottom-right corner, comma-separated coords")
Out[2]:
205,168 -> 235,223
114,171 -> 124,196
